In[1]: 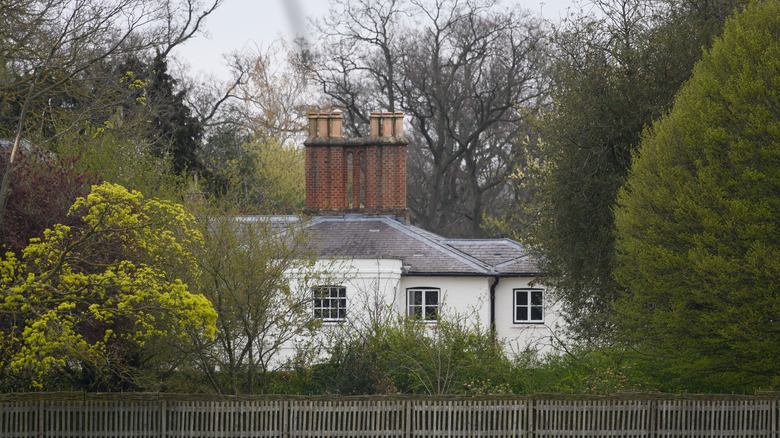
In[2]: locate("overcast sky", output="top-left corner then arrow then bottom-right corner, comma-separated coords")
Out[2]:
173,0 -> 577,81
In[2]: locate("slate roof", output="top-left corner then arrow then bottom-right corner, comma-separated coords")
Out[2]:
303,214 -> 539,276
442,239 -> 538,275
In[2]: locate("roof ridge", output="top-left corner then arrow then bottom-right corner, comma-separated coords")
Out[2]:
443,237 -> 526,248
494,254 -> 530,268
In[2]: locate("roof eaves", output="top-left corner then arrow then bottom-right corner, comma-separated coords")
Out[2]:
403,271 -> 496,277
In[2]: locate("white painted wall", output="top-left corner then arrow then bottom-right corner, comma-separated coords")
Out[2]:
276,260 -> 563,367
398,276 -> 490,325
337,258 -> 404,330
279,259 -> 403,365
494,277 -> 565,356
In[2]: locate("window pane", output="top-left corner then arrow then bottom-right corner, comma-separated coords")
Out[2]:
518,307 -> 528,321
314,286 -> 347,320
531,291 -> 542,306
517,291 -> 527,305
408,288 -> 439,322
531,307 -> 543,321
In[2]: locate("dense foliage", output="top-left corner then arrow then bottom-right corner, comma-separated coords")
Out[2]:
0,183 -> 216,391
258,321 -> 665,396
613,0 -> 780,391
321,316 -> 516,396
200,137 -> 305,213
520,0 -> 742,341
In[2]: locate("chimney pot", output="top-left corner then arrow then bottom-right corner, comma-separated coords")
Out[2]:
329,112 -> 343,137
394,112 -> 404,137
307,112 -> 319,138
317,113 -> 329,138
370,112 -> 381,137
382,112 -> 393,137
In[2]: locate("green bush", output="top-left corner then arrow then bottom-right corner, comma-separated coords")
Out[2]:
516,346 -> 658,394
310,313 -> 520,395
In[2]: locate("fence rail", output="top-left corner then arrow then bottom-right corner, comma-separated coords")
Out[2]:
1,393 -> 778,437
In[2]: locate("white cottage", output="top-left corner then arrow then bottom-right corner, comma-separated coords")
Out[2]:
278,111 -> 562,359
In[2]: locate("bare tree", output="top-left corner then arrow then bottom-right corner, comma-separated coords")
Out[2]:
305,0 -> 548,236
229,40 -> 314,146
0,0 -> 222,239
190,39 -> 316,211
186,202 -> 342,394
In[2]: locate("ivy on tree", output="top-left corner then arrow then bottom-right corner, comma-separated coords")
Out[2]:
113,54 -> 205,175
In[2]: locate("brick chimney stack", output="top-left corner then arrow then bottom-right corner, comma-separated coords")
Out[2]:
304,111 -> 409,221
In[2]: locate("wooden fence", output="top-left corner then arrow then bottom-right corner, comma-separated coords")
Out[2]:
0,392 -> 778,437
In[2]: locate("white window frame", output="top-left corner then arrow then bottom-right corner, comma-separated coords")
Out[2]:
407,287 -> 440,322
313,285 -> 346,322
513,289 -> 544,324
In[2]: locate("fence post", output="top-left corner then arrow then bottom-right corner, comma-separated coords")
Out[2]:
405,399 -> 411,438
160,399 -> 166,438
81,393 -> 87,438
526,397 -> 534,438
649,399 -> 656,438
37,400 -> 43,438
283,399 -> 289,438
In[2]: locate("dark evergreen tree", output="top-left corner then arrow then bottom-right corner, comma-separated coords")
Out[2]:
145,54 -> 204,175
